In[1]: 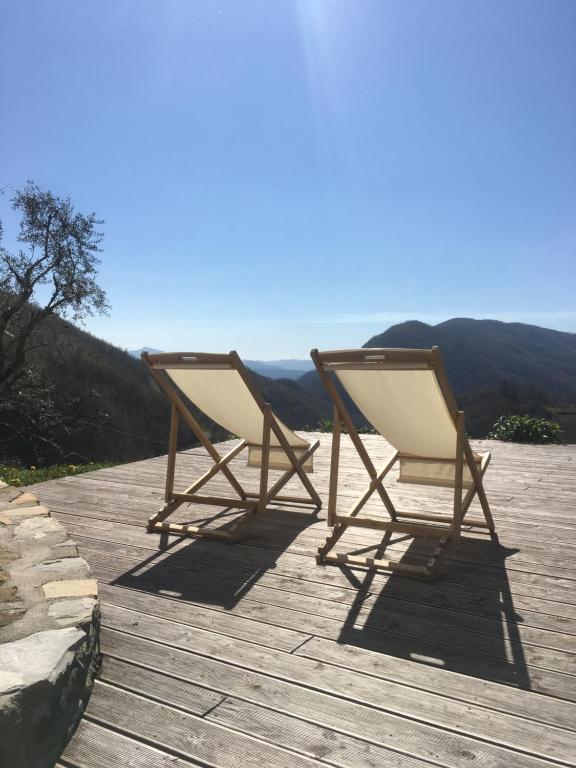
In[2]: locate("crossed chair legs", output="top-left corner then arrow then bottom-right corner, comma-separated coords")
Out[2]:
148,403 -> 493,579
315,411 -> 495,578
147,403 -> 322,542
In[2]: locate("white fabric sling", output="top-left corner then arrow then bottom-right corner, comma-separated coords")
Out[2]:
164,366 -> 313,472
333,365 -> 480,487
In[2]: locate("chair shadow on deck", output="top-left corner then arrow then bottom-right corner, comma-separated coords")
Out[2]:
109,505 -> 320,611
334,531 -> 532,690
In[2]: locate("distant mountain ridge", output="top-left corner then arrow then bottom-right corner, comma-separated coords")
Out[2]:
15,317 -> 575,466
128,349 -> 314,380
363,318 -> 576,398
128,347 -> 162,358
245,359 -> 314,380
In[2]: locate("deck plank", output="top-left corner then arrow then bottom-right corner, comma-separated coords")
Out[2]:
85,550 -> 576,655
34,434 -> 576,768
98,655 -> 432,768
97,623 -> 576,764
85,681 -> 325,767
56,720 -> 203,767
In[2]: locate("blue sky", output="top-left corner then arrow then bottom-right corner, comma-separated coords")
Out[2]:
1,0 -> 575,358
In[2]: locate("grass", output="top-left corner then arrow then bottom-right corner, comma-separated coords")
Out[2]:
0,462 -> 115,487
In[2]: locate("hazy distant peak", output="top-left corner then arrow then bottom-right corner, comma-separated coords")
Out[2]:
245,359 -> 314,380
129,347 -> 163,358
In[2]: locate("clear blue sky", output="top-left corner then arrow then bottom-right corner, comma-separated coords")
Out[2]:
1,0 -> 575,358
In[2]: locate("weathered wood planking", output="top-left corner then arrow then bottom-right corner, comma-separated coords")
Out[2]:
33,434 -> 576,768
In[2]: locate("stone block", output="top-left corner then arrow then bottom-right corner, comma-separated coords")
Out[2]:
0,486 -> 23,505
0,601 -> 26,628
50,541 -> 80,559
0,627 -> 98,768
0,505 -> 50,524
42,579 -> 98,600
26,557 -> 91,587
13,516 -> 68,547
12,492 -> 39,506
48,598 -> 97,627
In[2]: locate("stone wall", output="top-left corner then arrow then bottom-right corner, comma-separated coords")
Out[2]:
0,482 -> 100,768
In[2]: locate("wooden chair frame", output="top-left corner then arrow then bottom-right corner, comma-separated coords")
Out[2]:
310,347 -> 495,578
142,351 -> 321,542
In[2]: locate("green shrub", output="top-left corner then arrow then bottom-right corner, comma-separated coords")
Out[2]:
314,418 -> 375,435
488,415 -> 562,444
0,462 -> 114,487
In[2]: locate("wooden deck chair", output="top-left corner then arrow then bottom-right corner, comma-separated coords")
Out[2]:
310,346 -> 495,578
142,351 -> 321,541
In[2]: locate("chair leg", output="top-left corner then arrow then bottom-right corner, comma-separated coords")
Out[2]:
147,498 -> 183,532
259,405 -> 271,515
316,522 -> 347,563
464,444 -> 495,532
327,406 -> 341,527
270,422 -> 322,509
263,439 -> 322,510
148,508 -> 256,541
452,412 -> 465,545
478,485 -> 495,531
148,441 -> 256,541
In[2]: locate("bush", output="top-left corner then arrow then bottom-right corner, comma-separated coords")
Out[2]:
488,415 -> 562,444
0,462 -> 114,487
313,418 -> 375,435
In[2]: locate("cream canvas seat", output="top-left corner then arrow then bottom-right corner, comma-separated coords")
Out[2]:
143,351 -> 321,541
311,346 -> 495,578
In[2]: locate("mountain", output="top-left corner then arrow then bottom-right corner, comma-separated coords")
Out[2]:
4,323 -> 323,466
296,369 -> 367,426
297,318 -> 576,440
17,323 -> 183,464
245,359 -> 314,380
363,319 -> 576,398
128,351 -> 313,380
249,371 -> 326,427
128,347 -> 163,358
7,317 -> 576,467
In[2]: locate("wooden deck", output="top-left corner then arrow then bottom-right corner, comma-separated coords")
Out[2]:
35,432 -> 576,768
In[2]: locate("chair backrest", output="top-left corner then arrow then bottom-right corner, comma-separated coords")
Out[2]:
144,352 -> 310,469
312,347 -> 472,487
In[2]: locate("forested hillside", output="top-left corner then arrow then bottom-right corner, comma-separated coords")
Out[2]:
5,317 -> 176,465
2,317 -> 325,466
298,319 -> 576,440
4,316 -> 576,467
